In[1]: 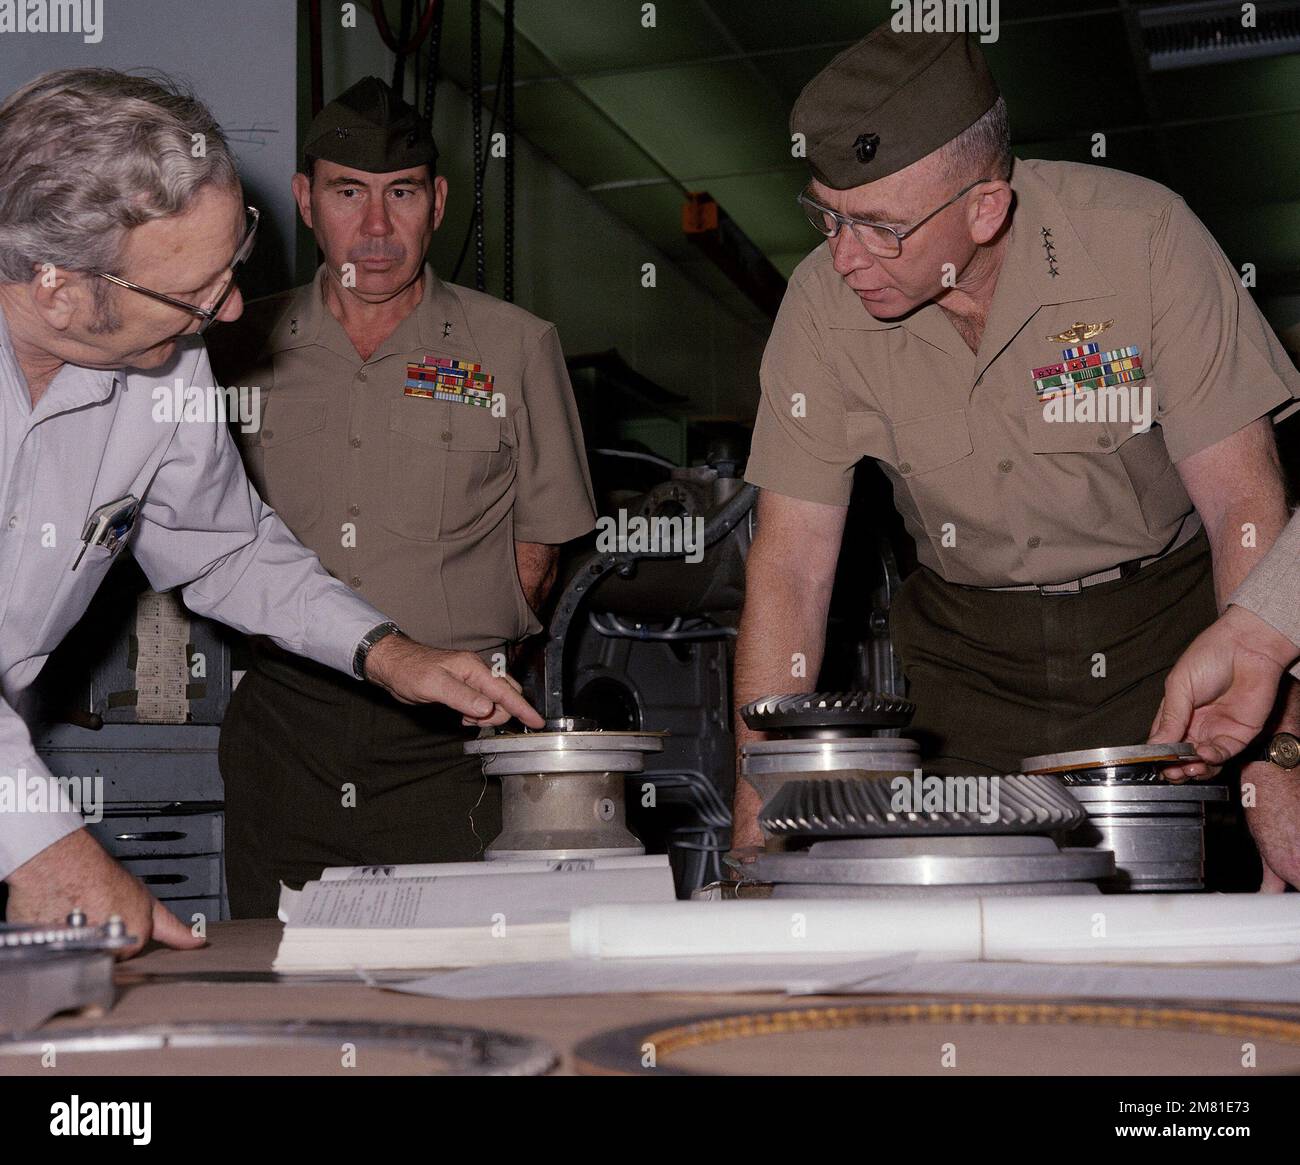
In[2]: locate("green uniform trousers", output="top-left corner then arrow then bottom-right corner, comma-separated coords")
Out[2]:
218,645 -> 499,918
888,532 -> 1219,775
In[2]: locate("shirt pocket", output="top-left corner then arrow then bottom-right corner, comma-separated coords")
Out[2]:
383,398 -> 515,542
257,398 -> 326,531
1020,400 -> 1136,457
890,408 -> 974,477
1021,401 -> 1190,538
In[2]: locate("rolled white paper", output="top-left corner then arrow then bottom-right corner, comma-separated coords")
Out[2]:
569,899 -> 983,960
570,895 -> 1300,965
982,894 -> 1300,964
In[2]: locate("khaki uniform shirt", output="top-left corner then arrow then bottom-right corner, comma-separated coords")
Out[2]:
208,266 -> 596,653
747,159 -> 1300,588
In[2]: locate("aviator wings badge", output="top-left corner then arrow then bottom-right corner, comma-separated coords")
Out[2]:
1046,319 -> 1115,344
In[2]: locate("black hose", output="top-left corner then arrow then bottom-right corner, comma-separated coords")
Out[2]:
391,0 -> 415,94
503,0 -> 515,302
450,23 -> 506,285
541,484 -> 758,719
470,0 -> 486,292
422,0 -> 445,128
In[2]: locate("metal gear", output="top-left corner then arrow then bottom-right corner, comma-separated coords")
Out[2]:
739,691 -> 915,737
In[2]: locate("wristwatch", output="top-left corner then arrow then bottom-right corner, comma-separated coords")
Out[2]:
1262,732 -> 1300,771
352,621 -> 403,680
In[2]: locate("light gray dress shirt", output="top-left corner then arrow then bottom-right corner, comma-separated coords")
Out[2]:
1231,510 -> 1300,680
0,305 -> 388,878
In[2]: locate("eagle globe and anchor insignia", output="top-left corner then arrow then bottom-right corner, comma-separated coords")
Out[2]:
853,132 -> 880,164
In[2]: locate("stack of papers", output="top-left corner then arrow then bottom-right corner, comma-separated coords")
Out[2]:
272,856 -> 674,973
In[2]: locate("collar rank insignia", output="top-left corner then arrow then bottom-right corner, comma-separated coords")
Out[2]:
1040,227 -> 1060,278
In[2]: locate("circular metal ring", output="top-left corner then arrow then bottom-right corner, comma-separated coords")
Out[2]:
0,1020 -> 557,1076
465,731 -> 666,754
1019,743 -> 1198,774
574,1001 -> 1300,1076
752,842 -> 1114,886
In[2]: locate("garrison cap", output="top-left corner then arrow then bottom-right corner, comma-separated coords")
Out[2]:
302,76 -> 438,174
792,26 -> 999,189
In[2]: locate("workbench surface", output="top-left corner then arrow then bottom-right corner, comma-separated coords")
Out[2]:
11,920 -> 1300,1076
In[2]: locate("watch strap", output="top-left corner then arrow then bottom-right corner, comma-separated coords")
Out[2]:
352,621 -> 403,680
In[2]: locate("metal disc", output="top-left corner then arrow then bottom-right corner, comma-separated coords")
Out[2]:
769,881 -> 1101,898
573,1001 -> 1300,1076
0,1020 -> 557,1076
1019,743 -> 1198,774
752,835 -> 1114,886
465,730 -> 666,754
1067,784 -> 1229,806
465,730 -> 666,775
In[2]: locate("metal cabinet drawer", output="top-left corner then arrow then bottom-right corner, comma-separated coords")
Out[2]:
87,805 -> 223,859
116,854 -> 223,900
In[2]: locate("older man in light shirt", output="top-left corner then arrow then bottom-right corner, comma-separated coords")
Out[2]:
1152,509 -> 1300,887
0,68 -> 541,956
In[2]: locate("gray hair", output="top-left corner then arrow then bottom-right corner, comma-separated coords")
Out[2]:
0,68 -> 239,290
937,95 -> 1012,184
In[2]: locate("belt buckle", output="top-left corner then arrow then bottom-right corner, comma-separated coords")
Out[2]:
1038,578 -> 1083,596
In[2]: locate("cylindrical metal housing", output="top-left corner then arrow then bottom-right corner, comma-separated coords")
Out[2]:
464,731 -> 665,861
1065,784 -> 1228,892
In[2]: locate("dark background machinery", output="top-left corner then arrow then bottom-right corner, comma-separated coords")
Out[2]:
511,424 -> 919,895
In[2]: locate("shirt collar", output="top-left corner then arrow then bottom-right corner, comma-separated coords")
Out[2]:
817,159 -> 1115,373
0,302 -> 119,422
262,264 -> 480,363
415,267 -> 479,358
973,158 -> 1114,381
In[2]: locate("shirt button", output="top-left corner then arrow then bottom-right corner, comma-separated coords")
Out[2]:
7,515 -> 17,529
350,436 -> 362,448
440,430 -> 453,442
898,461 -> 913,474
1097,435 -> 1112,448
1027,536 -> 1042,549
262,429 -> 274,440
348,504 -> 360,516
358,371 -> 368,382
350,576 -> 362,588
997,459 -> 1013,473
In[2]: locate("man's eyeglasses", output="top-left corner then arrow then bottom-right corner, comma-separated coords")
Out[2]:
797,179 -> 991,258
91,205 -> 259,335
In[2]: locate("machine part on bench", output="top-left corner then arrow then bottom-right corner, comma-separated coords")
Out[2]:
752,835 -> 1114,895
739,690 -> 915,738
1064,783 -> 1228,892
0,1020 -> 558,1076
572,1000 -> 1300,1076
740,738 -> 923,805
1019,743 -> 1198,783
464,729 -> 666,860
757,773 -> 1086,839
769,881 -> 1099,898
0,914 -> 135,1035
